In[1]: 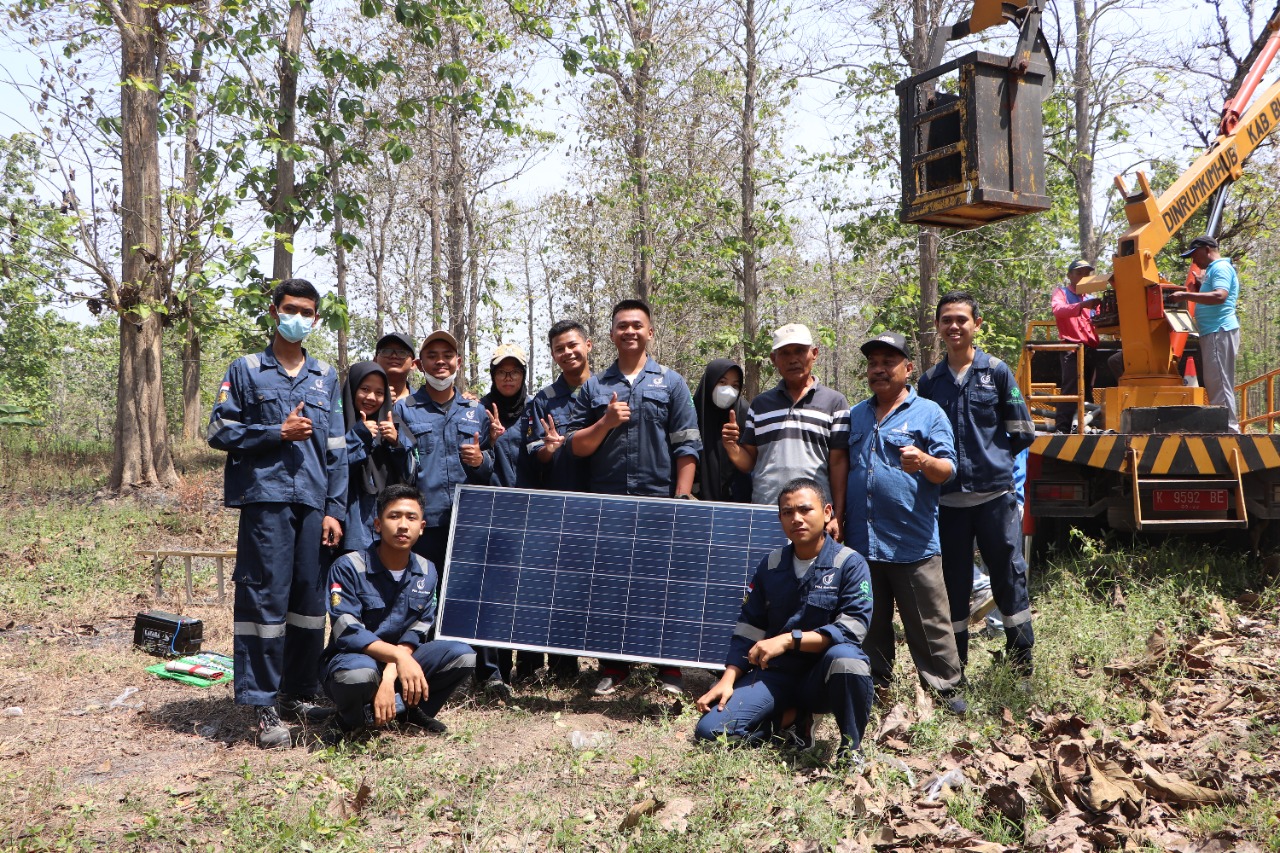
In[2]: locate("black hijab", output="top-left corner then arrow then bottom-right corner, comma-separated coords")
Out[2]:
342,361 -> 395,495
694,359 -> 750,502
480,359 -> 528,428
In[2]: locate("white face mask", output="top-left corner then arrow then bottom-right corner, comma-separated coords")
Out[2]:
711,385 -> 740,410
424,372 -> 456,392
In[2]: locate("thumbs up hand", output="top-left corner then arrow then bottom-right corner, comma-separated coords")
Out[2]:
601,391 -> 631,429
377,412 -> 398,444
721,409 -> 740,448
282,401 -> 313,441
460,431 -> 484,468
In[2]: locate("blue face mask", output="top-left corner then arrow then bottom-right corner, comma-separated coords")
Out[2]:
277,313 -> 314,343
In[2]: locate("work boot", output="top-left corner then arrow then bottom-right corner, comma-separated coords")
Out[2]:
278,693 -> 335,723
403,704 -> 449,734
256,705 -> 291,749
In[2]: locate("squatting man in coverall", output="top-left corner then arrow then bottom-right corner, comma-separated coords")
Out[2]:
694,477 -> 875,766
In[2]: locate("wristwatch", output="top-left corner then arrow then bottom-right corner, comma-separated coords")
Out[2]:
791,629 -> 804,651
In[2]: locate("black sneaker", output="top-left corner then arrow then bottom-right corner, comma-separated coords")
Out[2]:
403,704 -> 448,734
776,712 -> 817,750
257,705 -> 291,749
938,691 -> 969,717
482,676 -> 512,702
278,693 -> 336,723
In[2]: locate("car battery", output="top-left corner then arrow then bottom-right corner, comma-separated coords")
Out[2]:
133,610 -> 203,657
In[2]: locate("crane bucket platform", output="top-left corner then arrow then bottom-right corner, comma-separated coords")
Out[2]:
897,51 -> 1052,229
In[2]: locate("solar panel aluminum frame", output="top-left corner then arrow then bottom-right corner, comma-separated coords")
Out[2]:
436,485 -> 788,670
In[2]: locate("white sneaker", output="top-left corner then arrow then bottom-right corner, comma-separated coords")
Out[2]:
593,675 -> 623,696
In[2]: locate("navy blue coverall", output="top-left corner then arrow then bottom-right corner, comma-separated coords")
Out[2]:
394,390 -> 493,571
207,346 -> 347,706
321,548 -> 476,730
525,375 -> 590,491
918,349 -> 1036,671
695,537 -> 875,751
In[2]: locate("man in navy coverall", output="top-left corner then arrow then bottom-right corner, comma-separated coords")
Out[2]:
322,485 -> 476,737
918,292 -> 1036,677
695,477 -> 874,766
563,299 -> 702,696
208,278 -> 347,748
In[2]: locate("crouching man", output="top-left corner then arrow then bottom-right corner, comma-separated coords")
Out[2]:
322,484 -> 475,737
694,477 -> 874,765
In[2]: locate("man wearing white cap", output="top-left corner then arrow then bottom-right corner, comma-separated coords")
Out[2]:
721,323 -> 849,538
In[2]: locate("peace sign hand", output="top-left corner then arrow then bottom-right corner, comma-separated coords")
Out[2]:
541,414 -> 564,452
487,403 -> 506,443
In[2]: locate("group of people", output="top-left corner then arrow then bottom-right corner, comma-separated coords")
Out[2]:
1051,235 -> 1241,433
208,279 -> 1036,765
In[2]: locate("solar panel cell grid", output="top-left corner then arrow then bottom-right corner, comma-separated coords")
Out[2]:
438,486 -> 790,669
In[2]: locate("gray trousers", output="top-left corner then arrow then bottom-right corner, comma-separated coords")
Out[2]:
1201,328 -> 1240,432
864,555 -> 964,694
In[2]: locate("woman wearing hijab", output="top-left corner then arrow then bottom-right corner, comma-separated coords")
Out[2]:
482,344 -> 535,489
339,361 -> 418,553
475,344 -> 538,696
693,359 -> 752,502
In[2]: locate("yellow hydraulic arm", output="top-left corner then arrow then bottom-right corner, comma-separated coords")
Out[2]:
1107,7 -> 1280,391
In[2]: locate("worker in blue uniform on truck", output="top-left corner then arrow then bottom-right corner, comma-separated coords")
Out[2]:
207,278 -> 348,749
694,477 -> 874,768
322,484 -> 476,739
918,292 -> 1037,681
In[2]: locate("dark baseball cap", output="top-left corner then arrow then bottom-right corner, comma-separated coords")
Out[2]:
1067,259 -> 1094,273
1180,235 -> 1218,258
375,332 -> 415,354
860,331 -> 911,360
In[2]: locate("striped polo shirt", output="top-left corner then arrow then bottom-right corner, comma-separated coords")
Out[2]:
740,379 -> 850,506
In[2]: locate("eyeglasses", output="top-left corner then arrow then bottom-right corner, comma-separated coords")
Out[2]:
377,348 -> 413,360
494,369 -> 523,380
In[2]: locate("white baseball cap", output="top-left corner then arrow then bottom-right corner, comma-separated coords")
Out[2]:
771,323 -> 815,351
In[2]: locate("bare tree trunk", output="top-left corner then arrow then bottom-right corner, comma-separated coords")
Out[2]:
739,0 -> 761,398
428,101 -> 445,329
523,226 -> 537,389
445,30 -> 467,358
325,142 -> 350,373
465,201 -> 481,386
1072,0 -> 1096,262
179,6 -> 209,442
110,0 -> 177,490
182,320 -> 202,442
271,0 -> 306,282
631,57 -> 653,302
911,0 -> 940,361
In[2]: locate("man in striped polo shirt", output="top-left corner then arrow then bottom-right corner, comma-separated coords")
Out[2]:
722,323 -> 849,539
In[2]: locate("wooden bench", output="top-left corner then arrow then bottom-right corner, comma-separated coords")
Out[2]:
137,549 -> 235,603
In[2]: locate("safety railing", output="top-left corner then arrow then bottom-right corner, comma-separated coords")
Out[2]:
1238,366 -> 1280,433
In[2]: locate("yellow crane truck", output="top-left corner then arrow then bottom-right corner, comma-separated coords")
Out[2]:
897,0 -> 1280,549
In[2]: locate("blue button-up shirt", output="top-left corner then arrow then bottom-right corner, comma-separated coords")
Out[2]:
525,374 -> 590,491
726,536 -> 873,674
395,391 -> 493,528
564,357 -> 702,497
917,348 -> 1035,497
207,346 -> 348,518
323,548 -> 437,660
844,387 -> 955,562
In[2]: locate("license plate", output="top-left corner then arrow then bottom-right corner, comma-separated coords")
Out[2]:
1151,489 -> 1229,512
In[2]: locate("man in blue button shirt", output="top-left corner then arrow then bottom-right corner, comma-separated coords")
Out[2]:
564,299 -> 702,695
695,477 -> 874,766
918,292 -> 1036,679
322,485 -> 476,738
208,278 -> 348,748
1169,235 -> 1241,433
844,332 -> 966,714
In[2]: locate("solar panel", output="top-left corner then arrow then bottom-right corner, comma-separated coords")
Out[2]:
437,486 -> 789,669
